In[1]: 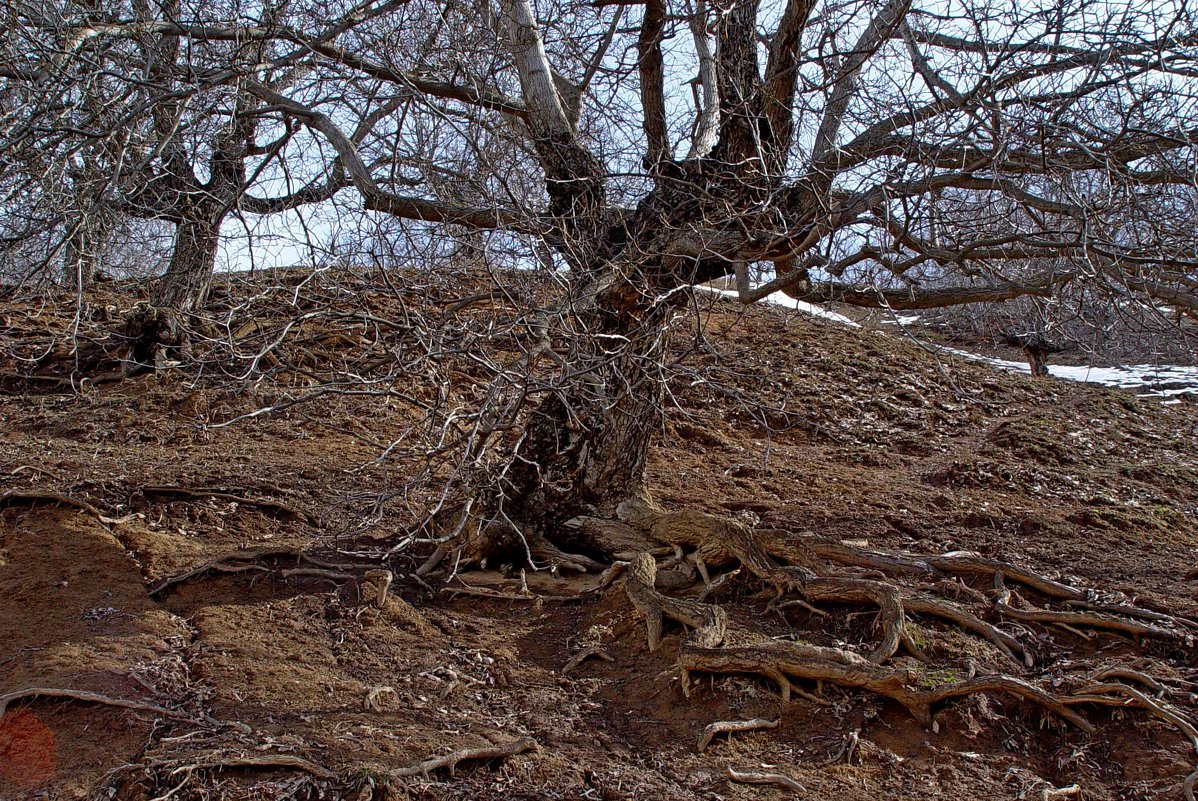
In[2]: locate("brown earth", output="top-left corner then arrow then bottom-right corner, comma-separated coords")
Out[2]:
1,272 -> 1196,800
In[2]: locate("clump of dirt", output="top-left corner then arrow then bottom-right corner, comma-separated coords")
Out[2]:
1,273 -> 1196,800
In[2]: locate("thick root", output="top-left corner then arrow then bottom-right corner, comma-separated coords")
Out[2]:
459,496 -> 1196,791
677,642 -> 1093,732
624,553 -> 726,650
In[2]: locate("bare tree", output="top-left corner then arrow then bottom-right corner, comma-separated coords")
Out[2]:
3,0 -> 1198,778
238,0 -> 1198,547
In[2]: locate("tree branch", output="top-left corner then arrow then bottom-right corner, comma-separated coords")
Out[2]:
638,0 -> 670,168
243,83 -> 531,231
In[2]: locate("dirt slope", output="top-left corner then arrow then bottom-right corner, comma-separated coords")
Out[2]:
1,277 -> 1196,800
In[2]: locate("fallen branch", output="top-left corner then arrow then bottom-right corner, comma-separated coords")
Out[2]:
725,765 -> 805,792
698,718 -> 779,752
391,737 -> 538,778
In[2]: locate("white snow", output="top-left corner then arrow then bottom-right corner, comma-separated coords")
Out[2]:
698,282 -> 1198,399
939,346 -> 1198,396
697,285 -> 860,327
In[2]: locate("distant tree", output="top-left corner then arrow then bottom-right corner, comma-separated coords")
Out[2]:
0,0 -> 398,308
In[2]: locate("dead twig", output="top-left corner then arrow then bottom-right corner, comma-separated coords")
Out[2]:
698,718 -> 779,752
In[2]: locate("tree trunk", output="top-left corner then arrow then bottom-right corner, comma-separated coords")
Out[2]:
153,203 -> 221,313
483,272 -> 683,560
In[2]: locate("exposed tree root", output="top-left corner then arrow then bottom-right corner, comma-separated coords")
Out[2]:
0,687 -> 191,720
1067,600 -> 1198,631
149,546 -> 358,596
802,577 -> 904,662
677,643 -> 1093,731
0,490 -> 106,520
141,485 -> 310,523
446,493 -> 1196,788
562,646 -> 615,675
698,718 -> 778,752
1071,682 -> 1198,747
901,594 -> 1032,666
391,737 -> 538,778
725,765 -> 805,792
624,553 -> 726,651
612,506 -> 1161,733
994,574 -> 1183,641
193,753 -> 336,780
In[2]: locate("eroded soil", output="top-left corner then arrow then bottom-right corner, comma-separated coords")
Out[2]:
1,274 -> 1196,800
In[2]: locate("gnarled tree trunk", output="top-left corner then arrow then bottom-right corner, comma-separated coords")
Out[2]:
501,279 -> 680,530
152,202 -> 222,313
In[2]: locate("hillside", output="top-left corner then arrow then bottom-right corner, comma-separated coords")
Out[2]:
1,272 -> 1196,801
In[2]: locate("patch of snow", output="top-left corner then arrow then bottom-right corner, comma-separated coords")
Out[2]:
697,285 -> 860,327
697,282 -> 1198,399
941,346 -> 1198,397
881,314 -> 922,326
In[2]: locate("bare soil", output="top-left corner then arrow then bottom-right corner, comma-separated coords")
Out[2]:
1,274 -> 1196,800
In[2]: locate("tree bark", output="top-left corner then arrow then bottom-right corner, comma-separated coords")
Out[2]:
152,203 -> 222,313
501,277 -> 679,532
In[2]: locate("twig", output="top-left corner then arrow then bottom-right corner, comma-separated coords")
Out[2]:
698,718 -> 779,752
391,737 -> 538,778
824,728 -> 860,765
725,765 -> 805,792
